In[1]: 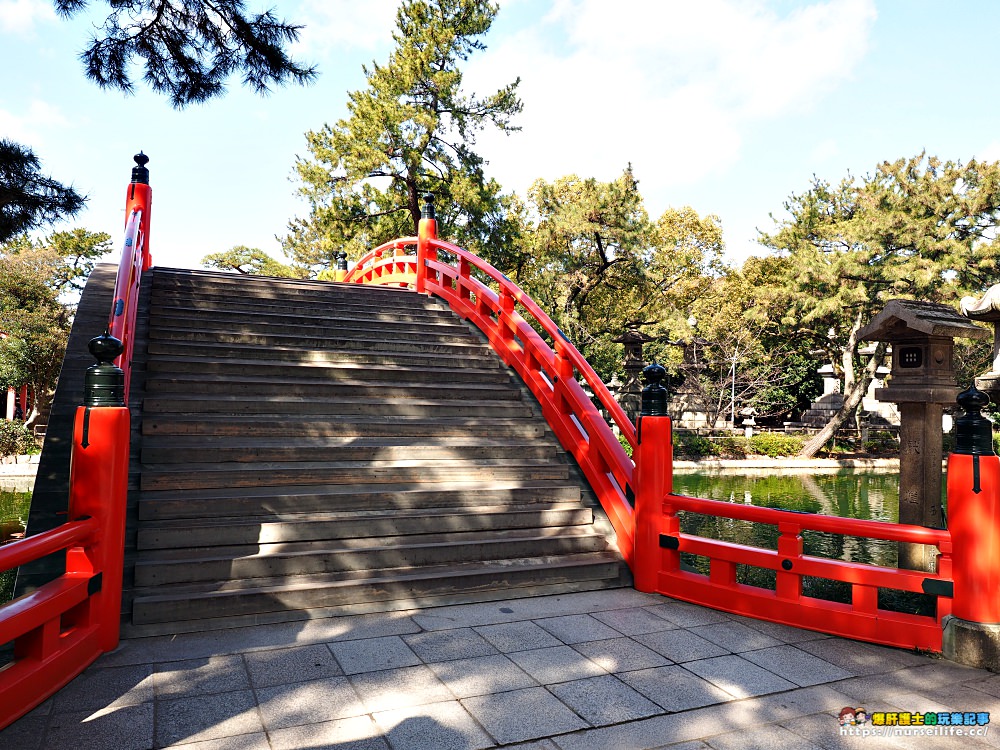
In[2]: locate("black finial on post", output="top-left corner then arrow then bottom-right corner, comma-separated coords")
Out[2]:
84,332 -> 126,407
335,251 -> 348,271
641,363 -> 668,416
131,152 -> 149,184
421,193 -> 436,220
955,384 -> 995,456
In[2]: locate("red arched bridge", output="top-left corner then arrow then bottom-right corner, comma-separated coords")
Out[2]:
0,155 -> 993,729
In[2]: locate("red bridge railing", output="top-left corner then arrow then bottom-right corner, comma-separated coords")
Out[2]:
346,196 -> 999,658
346,199 -> 637,564
0,154 -> 149,730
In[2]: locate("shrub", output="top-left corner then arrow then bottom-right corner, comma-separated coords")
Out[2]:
0,420 -> 36,457
747,432 -> 804,457
673,434 -> 716,458
714,436 -> 748,459
618,431 -> 633,457
862,430 -> 898,455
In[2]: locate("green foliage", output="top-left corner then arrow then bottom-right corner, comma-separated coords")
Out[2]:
284,0 -> 522,276
758,153 -> 1000,456
4,228 -> 112,295
0,253 -> 71,425
673,433 -> 716,459
862,431 -> 898,455
54,0 -> 316,108
672,431 -> 805,459
0,140 -> 85,243
747,432 -> 804,457
514,168 -> 723,381
201,246 -> 306,278
617,431 -> 633,457
0,420 -> 36,457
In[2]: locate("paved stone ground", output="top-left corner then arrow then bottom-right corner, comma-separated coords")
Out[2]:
3,588 -> 999,750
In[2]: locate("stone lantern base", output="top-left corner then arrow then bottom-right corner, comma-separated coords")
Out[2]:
942,616 -> 1000,670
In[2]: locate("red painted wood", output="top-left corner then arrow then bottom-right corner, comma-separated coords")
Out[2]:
947,452 -> 1000,623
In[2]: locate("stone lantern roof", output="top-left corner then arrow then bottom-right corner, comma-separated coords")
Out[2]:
858,299 -> 987,405
858,299 -> 987,343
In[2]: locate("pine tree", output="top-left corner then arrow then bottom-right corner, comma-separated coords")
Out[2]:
283,0 -> 522,275
759,153 -> 1000,456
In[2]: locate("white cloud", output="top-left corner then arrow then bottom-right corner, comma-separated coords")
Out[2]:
0,0 -> 55,34
0,99 -> 71,148
293,0 -> 402,58
466,0 -> 877,206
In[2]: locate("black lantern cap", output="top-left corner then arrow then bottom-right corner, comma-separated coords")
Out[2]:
131,152 -> 149,184
954,384 -> 995,456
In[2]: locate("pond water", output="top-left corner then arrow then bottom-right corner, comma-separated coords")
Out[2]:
670,470 -> 939,614
0,488 -> 31,602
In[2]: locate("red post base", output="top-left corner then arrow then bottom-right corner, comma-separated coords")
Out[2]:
633,416 -> 672,593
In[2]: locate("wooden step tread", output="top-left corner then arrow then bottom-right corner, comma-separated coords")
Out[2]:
132,551 -> 624,600
138,525 -> 604,563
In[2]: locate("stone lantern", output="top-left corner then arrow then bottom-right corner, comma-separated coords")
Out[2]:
613,328 -> 654,423
960,283 -> 1000,402
858,299 -> 988,571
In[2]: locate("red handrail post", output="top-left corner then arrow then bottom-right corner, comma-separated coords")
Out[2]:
124,152 -> 152,271
70,334 -> 131,651
416,194 -> 437,294
633,365 -> 672,593
943,386 -> 1000,668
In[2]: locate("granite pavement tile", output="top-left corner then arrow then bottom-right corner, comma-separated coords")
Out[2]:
256,675 -> 366,730
166,733 -> 272,750
0,703 -> 49,750
645,602 -> 732,627
553,684 -> 864,750
426,653 -> 537,698
739,645 -> 853,686
349,664 -> 454,713
704,723 -> 826,750
547,674 -> 664,726
45,703 -> 155,750
154,655 -> 250,698
462,686 -> 587,744
154,689 -> 262,747
683,654 -> 797,698
571,636 -> 671,673
651,742 -> 712,750
732,616 -> 832,644
412,590 -> 667,631
373,699 -> 495,750
967,674 -> 1000,699
507,645 -> 607,684
402,627 -> 498,662
268,714 -> 389,750
243,643 -> 344,688
50,663 -> 155,714
793,638 -> 923,676
501,741 -> 561,750
591,607 -> 680,636
474,621 -> 563,652
534,614 -> 624,644
329,635 -> 421,675
689,622 -> 783,653
103,613 -> 421,667
619,665 -> 732,712
635,629 -> 731,663
834,662 -> 993,703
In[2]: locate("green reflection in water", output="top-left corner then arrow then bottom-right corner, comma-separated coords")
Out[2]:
1,489 -> 31,602
670,471 -> 936,615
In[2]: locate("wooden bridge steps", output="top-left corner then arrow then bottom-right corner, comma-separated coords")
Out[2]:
124,267 -> 628,635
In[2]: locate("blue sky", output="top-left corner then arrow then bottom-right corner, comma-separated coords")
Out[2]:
2,0 -> 1000,271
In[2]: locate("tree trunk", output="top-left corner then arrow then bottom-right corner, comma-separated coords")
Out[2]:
798,315 -> 886,458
